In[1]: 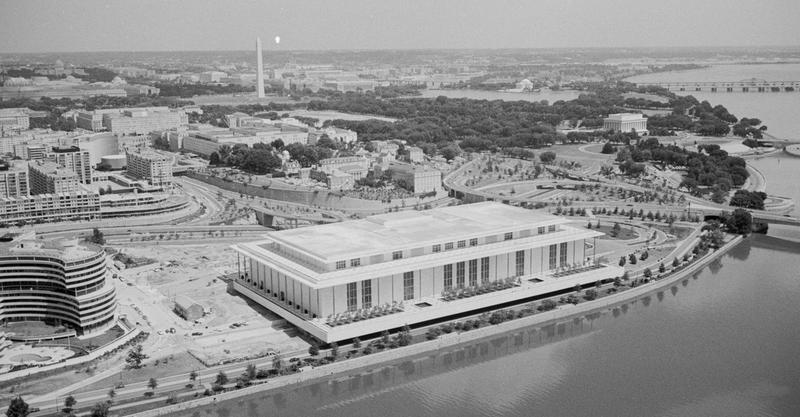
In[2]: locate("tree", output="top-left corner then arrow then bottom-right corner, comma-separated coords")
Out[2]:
215,371 -> 229,386
272,356 -> 283,372
724,208 -> 753,235
629,253 -> 637,265
89,402 -> 110,417
672,257 -> 681,267
126,344 -> 148,369
539,151 -> 556,164
148,377 -> 158,391
6,397 -> 29,417
88,228 -> 105,245
659,263 -> 666,273
601,141 -> 615,154
352,337 -> 361,348
107,389 -> 116,403
189,370 -> 198,384
209,152 -> 221,165
63,395 -> 76,412
619,256 -> 626,267
643,268 -> 653,278
308,342 -> 319,356
440,143 -> 462,161
245,364 -> 257,380
330,342 -> 339,358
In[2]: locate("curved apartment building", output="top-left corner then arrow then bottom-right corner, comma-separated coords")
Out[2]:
0,232 -> 116,336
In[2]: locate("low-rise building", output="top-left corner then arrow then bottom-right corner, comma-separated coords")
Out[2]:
0,190 -> 100,224
388,163 -> 442,194
406,146 -> 424,163
603,113 -> 648,135
231,202 -> 622,343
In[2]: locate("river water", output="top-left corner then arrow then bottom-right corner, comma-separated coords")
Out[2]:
180,65 -> 800,417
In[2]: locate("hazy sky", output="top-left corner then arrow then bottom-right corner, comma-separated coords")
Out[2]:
1,0 -> 799,52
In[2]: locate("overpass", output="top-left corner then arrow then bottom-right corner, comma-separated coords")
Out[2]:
636,78 -> 800,93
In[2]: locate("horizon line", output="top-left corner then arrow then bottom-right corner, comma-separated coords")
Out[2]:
2,44 -> 800,55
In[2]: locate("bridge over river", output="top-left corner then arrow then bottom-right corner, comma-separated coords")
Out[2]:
636,78 -> 800,93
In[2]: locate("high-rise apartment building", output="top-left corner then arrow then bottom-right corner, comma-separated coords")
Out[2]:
50,146 -> 92,184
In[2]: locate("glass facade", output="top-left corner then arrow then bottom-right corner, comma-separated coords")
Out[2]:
346,282 -> 357,311
403,271 -> 414,300
549,244 -> 558,270
515,250 -> 525,276
560,242 -> 568,267
361,280 -> 372,309
469,259 -> 478,287
444,264 -> 453,290
456,261 -> 465,288
481,257 -> 490,284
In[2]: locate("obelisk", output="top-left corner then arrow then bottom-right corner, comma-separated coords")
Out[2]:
256,37 -> 265,98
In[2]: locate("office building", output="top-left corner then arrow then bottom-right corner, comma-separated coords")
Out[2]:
0,232 -> 116,335
28,161 -> 80,195
0,162 -> 29,198
76,107 -> 187,135
603,113 -> 648,135
388,163 -> 442,194
125,150 -> 172,188
0,108 -> 30,132
50,146 -> 92,184
231,202 -> 623,343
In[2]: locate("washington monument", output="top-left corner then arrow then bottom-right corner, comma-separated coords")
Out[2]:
256,37 -> 265,98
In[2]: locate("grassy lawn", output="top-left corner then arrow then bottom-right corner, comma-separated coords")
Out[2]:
593,225 -> 638,240
75,352 -> 205,393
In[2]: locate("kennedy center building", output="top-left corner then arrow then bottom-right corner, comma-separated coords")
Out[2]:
232,202 -> 622,343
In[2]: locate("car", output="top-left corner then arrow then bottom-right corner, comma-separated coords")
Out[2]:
191,331 -> 203,336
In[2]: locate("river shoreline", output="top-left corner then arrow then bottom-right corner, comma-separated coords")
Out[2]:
128,233 -> 743,417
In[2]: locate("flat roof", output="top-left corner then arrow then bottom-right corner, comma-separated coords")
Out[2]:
265,202 -> 567,261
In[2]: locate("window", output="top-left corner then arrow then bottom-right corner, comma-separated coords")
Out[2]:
444,264 -> 453,290
361,280 -> 372,309
515,250 -> 525,276
346,282 -> 357,312
538,226 -> 545,235
445,242 -> 454,251
350,258 -> 361,267
456,261 -> 465,288
559,242 -> 568,267
468,259 -> 478,287
336,260 -> 346,270
504,232 -> 513,241
432,244 -> 441,253
457,240 -> 466,248
469,238 -> 478,247
548,225 -> 556,232
481,257 -> 490,284
392,250 -> 403,260
549,244 -> 558,270
403,271 -> 414,301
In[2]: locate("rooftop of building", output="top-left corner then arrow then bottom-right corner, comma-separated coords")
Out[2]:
28,161 -> 78,177
605,113 -> 647,121
263,202 -> 568,261
0,233 -> 103,261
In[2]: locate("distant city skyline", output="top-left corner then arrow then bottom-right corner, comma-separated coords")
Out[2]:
1,0 -> 799,53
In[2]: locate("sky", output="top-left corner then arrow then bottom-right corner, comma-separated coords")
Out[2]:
1,0 -> 799,53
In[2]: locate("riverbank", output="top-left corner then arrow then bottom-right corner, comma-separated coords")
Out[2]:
127,233 -> 743,417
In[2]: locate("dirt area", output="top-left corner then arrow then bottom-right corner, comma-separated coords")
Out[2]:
74,352 -> 204,393
114,242 -> 309,367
